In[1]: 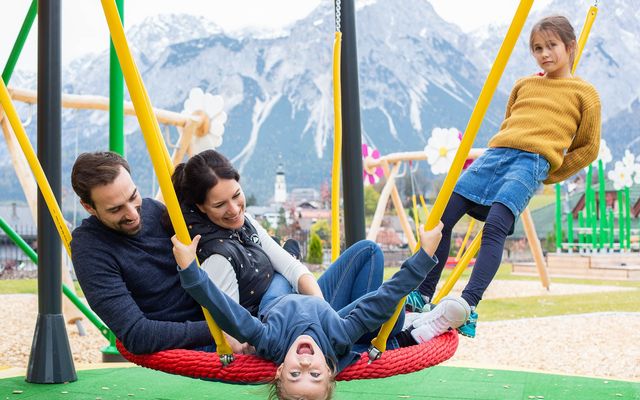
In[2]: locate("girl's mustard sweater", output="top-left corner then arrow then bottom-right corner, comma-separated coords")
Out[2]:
488,75 -> 601,184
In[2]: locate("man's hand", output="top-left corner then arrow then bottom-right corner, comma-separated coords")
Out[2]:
171,234 -> 201,270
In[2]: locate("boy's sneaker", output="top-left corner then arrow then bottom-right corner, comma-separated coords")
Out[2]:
457,308 -> 478,338
405,290 -> 429,312
410,296 -> 471,344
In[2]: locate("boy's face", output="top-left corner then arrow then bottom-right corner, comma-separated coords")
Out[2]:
276,335 -> 332,400
531,30 -> 574,79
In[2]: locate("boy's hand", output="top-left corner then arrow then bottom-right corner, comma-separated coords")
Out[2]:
419,222 -> 443,257
171,234 -> 201,270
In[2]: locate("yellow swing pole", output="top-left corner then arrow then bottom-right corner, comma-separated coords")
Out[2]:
368,0 -> 533,358
0,79 -> 72,257
432,231 -> 482,304
419,194 -> 430,220
100,0 -> 233,361
572,4 -> 598,74
331,31 -> 343,262
455,219 -> 476,261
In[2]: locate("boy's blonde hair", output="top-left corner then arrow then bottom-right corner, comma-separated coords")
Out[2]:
529,15 -> 577,69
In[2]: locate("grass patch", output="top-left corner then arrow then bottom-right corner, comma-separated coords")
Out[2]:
0,279 -> 83,295
479,289 -> 640,321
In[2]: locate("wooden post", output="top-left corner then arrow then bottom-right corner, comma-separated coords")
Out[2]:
366,162 -> 401,242
380,161 -> 417,250
521,206 -> 550,290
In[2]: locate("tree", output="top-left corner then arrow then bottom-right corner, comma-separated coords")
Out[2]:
364,185 -> 380,218
310,219 -> 330,242
246,193 -> 257,207
307,233 -> 323,265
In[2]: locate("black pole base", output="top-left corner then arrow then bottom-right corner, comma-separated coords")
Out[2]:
26,314 -> 77,383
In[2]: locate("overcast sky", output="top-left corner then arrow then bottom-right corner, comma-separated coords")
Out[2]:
1,0 -> 552,73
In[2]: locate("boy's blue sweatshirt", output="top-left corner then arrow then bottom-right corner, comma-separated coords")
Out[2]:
179,248 -> 436,372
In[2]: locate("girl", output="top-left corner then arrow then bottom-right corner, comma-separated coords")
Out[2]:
172,222 -> 466,400
412,15 -> 601,338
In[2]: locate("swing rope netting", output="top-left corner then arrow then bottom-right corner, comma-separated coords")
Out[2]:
116,331 -> 458,383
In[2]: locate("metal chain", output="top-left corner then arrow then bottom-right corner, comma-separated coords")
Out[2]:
335,0 -> 342,33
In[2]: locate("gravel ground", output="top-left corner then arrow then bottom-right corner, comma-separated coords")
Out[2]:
1,281 -> 639,381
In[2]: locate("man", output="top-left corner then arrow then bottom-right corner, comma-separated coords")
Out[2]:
70,151 -> 212,354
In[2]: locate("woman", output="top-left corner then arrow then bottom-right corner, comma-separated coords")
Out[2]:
171,150 -> 389,330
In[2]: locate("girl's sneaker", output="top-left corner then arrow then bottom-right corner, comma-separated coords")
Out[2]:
457,308 -> 478,338
410,296 -> 470,344
405,290 -> 429,312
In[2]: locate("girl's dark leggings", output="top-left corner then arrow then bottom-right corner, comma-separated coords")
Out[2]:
417,193 -> 515,307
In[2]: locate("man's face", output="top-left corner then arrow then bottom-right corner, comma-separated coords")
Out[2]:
81,167 -> 143,235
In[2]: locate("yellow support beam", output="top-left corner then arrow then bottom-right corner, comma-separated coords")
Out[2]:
0,79 -> 72,257
100,0 -> 232,360
331,32 -> 343,262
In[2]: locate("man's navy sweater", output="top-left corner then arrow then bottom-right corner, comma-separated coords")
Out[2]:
71,199 -> 212,354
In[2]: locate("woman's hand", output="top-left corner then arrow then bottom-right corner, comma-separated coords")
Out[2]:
297,274 -> 324,299
171,234 -> 201,270
419,222 -> 444,257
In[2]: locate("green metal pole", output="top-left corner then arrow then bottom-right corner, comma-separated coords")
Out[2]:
567,212 -> 574,252
109,0 -> 125,155
1,0 -> 37,83
0,216 -> 112,341
555,183 -> 562,252
578,209 -> 585,248
618,190 -> 624,250
608,208 -> 614,250
625,187 -> 631,250
598,160 -> 607,249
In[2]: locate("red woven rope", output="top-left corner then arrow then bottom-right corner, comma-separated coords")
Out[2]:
116,331 -> 458,384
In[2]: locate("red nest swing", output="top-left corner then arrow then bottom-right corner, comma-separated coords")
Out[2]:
116,330 -> 458,384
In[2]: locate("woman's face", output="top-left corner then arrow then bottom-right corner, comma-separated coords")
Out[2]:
196,178 -> 246,230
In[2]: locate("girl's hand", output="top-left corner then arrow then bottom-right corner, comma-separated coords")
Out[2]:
171,234 -> 201,270
419,222 -> 444,257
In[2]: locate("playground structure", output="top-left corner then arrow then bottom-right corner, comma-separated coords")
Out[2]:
3,0 -> 636,397
513,145 -> 640,281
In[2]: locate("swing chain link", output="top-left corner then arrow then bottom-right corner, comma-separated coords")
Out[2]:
220,353 -> 235,366
334,0 -> 342,33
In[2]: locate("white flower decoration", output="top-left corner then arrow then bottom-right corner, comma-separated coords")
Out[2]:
183,88 -> 227,153
607,160 -> 633,190
424,127 -> 460,175
622,150 -> 640,184
586,139 -> 611,171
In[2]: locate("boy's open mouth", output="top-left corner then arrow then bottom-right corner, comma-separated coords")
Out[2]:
297,343 -> 314,355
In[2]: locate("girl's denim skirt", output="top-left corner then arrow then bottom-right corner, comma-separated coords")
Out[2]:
454,147 -> 550,219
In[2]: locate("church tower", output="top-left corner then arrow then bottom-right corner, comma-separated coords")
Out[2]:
274,163 -> 287,204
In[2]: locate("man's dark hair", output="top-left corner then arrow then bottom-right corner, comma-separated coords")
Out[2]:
71,151 -> 131,207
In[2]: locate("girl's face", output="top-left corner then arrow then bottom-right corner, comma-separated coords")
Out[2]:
196,178 -> 246,230
531,30 -> 574,79
276,335 -> 332,400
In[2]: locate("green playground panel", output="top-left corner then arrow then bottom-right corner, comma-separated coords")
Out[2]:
0,366 -> 638,399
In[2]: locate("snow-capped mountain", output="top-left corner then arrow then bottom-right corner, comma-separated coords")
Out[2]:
1,0 -> 637,210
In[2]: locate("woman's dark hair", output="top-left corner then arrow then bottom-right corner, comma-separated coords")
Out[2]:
172,149 -> 240,206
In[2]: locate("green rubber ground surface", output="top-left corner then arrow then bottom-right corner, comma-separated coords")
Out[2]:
1,366 -> 638,399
